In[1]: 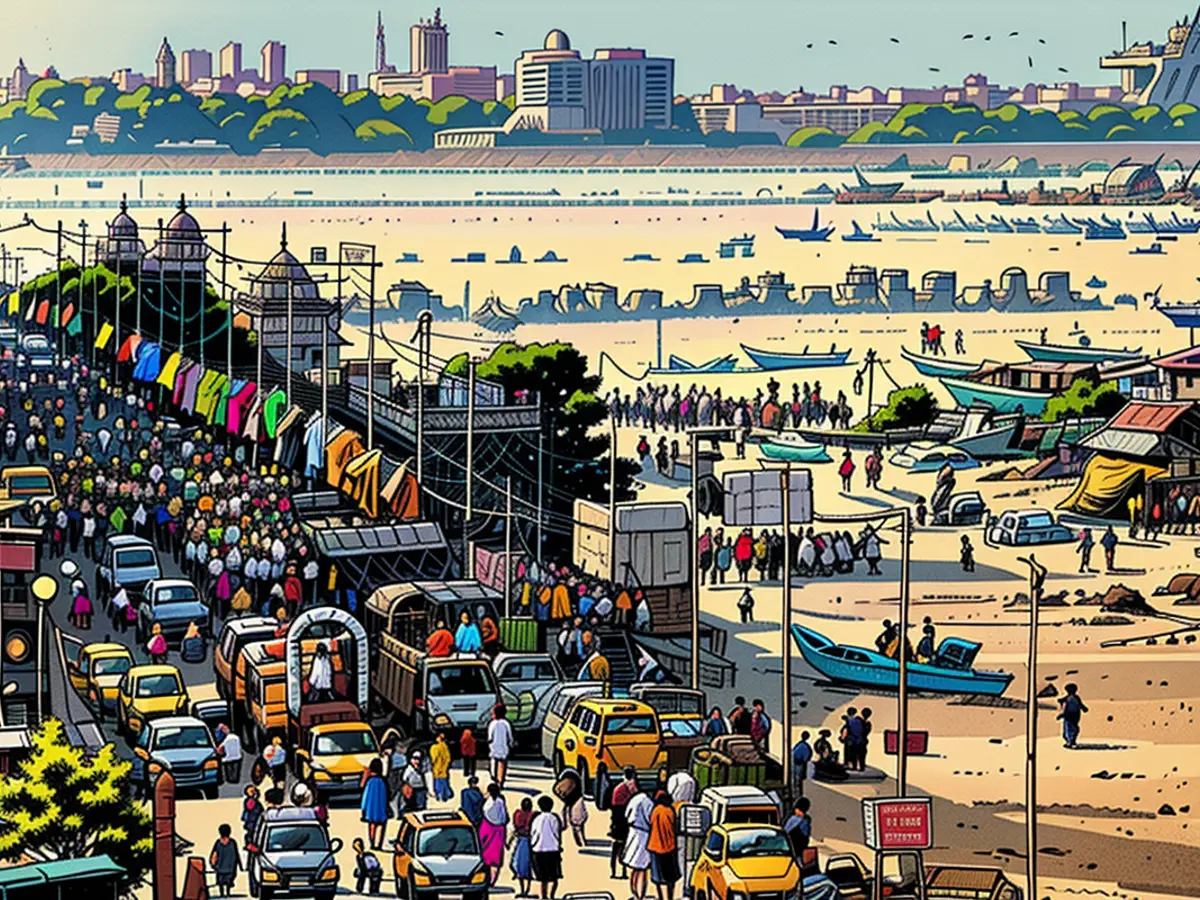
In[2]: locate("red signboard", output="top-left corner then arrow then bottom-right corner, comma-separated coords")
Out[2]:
862,797 -> 933,851
0,543 -> 36,572
884,730 -> 929,755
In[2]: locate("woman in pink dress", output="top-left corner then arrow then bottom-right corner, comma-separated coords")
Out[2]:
479,782 -> 509,885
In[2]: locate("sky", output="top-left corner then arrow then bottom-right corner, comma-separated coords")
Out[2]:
3,0 -> 1198,95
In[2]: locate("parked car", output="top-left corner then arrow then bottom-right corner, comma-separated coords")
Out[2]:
392,810 -> 488,900
553,697 -> 666,800
493,651 -> 564,725
986,508 -> 1074,546
131,715 -> 221,799
17,333 -> 54,369
688,824 -> 802,900
137,578 -> 210,644
246,807 -> 341,900
66,641 -> 133,717
116,663 -> 188,740
98,535 -> 161,606
0,465 -> 56,504
890,442 -> 979,473
537,681 -> 608,763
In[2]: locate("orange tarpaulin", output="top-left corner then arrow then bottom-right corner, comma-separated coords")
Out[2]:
34,299 -> 49,325
117,333 -> 143,363
381,458 -> 420,520
325,429 -> 366,489
340,448 -> 382,518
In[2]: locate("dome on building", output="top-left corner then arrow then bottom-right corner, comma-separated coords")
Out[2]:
544,29 -> 571,51
108,194 -> 139,238
252,224 -> 320,300
165,195 -> 202,239
156,194 -> 209,263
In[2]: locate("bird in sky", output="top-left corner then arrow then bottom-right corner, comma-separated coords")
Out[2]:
963,33 -> 974,39
929,66 -> 941,72
890,37 -> 900,43
494,30 -> 504,36
984,35 -> 992,41
1028,56 -> 1035,67
1058,66 -> 1069,73
1009,31 -> 1020,37
806,43 -> 814,49
1038,38 -> 1047,44
828,39 -> 838,45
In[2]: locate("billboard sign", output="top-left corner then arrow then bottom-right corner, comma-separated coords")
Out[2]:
862,797 -> 933,851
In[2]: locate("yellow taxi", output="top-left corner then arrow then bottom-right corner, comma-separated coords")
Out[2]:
553,697 -> 665,798
295,721 -> 379,800
116,664 -> 188,739
0,465 -> 56,503
68,642 -> 134,717
393,810 -> 488,900
689,823 -> 801,900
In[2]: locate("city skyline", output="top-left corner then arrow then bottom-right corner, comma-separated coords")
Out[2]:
2,0 -> 1192,97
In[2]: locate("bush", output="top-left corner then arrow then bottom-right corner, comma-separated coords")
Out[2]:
855,385 -> 938,432
1041,378 -> 1127,423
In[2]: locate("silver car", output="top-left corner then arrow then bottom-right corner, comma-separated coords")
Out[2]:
247,807 -> 342,899
493,652 -> 564,729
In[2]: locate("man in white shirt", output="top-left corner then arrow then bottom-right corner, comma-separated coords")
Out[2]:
530,795 -> 563,896
487,704 -> 514,787
217,726 -> 243,783
308,642 -> 335,702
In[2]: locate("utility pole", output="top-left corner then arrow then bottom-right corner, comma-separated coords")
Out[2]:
608,414 -> 617,573
780,463 -> 793,797
689,427 -> 700,690
221,222 -> 230,380
537,429 -> 544,563
415,310 -> 430,485
504,475 -> 513,617
286,273 -> 294,408
897,507 -> 912,796
157,218 -> 164,354
1024,555 -> 1043,900
55,221 -> 63,362
366,247 -> 376,452
465,358 -> 476,577
78,219 -> 87,360
92,240 -> 99,368
866,348 -> 877,419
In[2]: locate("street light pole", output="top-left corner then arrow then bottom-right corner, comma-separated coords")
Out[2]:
78,219 -> 87,361
505,475 -> 513,618
689,426 -> 699,690
897,507 -> 912,796
1024,556 -> 1042,900
780,463 -> 793,796
608,415 -> 617,575
55,221 -> 63,363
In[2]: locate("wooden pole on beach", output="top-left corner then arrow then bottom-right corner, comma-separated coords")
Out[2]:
1024,555 -> 1040,900
780,463 -> 792,796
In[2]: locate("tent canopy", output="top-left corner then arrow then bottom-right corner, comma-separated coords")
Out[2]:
1059,454 -> 1167,519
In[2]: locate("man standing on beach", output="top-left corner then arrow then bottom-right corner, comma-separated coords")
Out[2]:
1100,525 -> 1119,572
1057,683 -> 1089,748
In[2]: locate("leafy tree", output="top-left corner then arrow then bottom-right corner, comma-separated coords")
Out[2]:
1041,378 -> 1126,423
855,385 -> 938,432
786,126 -> 842,147
0,719 -> 152,888
445,343 -> 638,554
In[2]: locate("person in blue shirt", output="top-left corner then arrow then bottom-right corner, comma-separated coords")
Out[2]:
459,775 -> 485,827
1057,683 -> 1089,748
455,610 -> 483,654
783,797 -> 812,858
791,731 -> 813,797
701,707 -> 729,740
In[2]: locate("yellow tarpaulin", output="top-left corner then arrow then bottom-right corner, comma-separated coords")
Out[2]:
94,322 -> 114,350
5,291 -> 19,316
325,429 -> 366,489
341,448 -> 383,518
1058,454 -> 1167,519
157,352 -> 182,389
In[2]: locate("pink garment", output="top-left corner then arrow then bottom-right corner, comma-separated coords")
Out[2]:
71,593 -> 93,617
480,819 -> 506,869
147,634 -> 167,656
216,571 -> 232,602
226,382 -> 257,435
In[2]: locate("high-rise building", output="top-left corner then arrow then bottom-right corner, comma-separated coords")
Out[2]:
219,42 -> 243,79
510,30 -> 589,130
261,41 -> 286,86
410,8 -> 449,74
588,49 -> 674,130
179,49 -> 212,86
8,59 -> 33,101
156,37 -> 177,89
346,73 -> 360,92
295,69 -> 342,91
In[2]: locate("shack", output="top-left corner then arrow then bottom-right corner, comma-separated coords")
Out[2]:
0,855 -> 126,899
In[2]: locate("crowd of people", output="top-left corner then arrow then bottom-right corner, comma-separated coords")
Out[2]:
697,522 -> 888,586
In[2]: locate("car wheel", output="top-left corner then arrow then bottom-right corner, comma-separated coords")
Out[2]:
203,784 -> 219,800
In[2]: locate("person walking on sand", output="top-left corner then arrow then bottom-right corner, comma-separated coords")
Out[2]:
209,823 -> 241,897
960,534 -> 975,573
648,792 -> 680,900
1100,525 -> 1119,572
1076,528 -> 1095,573
838,449 -> 855,492
737,586 -> 755,623
1057,682 -> 1089,748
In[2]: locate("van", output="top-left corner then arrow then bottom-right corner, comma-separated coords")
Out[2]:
214,616 -> 278,704
0,466 -> 56,504
99,535 -> 162,604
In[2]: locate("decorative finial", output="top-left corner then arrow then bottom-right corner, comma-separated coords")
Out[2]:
178,192 -> 186,211
281,222 -> 288,249
120,192 -> 127,212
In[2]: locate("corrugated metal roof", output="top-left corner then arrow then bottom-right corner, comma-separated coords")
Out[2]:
1151,347 -> 1200,370
1082,427 -> 1162,457
1110,401 -> 1193,432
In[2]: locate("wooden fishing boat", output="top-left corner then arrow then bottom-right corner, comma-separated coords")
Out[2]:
741,344 -> 850,371
790,625 -> 1014,696
760,434 -> 832,463
1014,340 -> 1143,364
899,347 -> 980,378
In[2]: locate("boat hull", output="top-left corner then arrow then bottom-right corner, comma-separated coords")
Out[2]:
941,376 -> 1052,415
760,440 -> 832,463
790,625 -> 1013,696
1015,340 -> 1142,364
742,344 -> 850,370
1158,305 -> 1200,329
666,353 -> 738,373
900,347 -> 980,378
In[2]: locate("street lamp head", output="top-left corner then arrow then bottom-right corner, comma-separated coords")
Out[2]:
30,574 -> 58,604
1,682 -> 16,696
58,560 -> 79,579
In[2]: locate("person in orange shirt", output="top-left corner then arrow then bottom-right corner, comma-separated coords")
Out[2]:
550,580 -> 572,621
479,607 -> 501,658
426,619 -> 455,657
646,792 -> 680,900
615,588 -> 634,627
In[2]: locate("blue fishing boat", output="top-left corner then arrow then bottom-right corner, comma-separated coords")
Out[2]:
1076,216 -> 1125,240
841,220 -> 879,242
1015,339 -> 1143,364
495,245 -> 526,264
667,353 -> 738,373
776,208 -> 835,242
791,625 -> 1014,696
625,253 -> 660,262
941,210 -> 984,233
1043,214 -> 1083,235
1113,293 -> 1137,309
535,250 -> 568,263
1126,214 -> 1156,234
940,375 -> 1053,415
985,214 -> 1013,234
452,252 -> 487,263
741,343 -> 851,370
1011,216 -> 1041,234
679,252 -> 710,263
899,347 -> 981,378
396,252 -> 422,263
798,183 -> 837,205
760,435 -> 832,463
1085,275 -> 1107,289
1131,243 -> 1165,255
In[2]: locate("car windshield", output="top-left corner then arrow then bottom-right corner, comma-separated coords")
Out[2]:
416,826 -> 480,857
94,656 -> 131,676
8,475 -> 51,492
153,726 -> 211,750
156,585 -> 198,604
641,693 -> 704,716
136,674 -> 182,697
1021,513 -> 1055,529
604,714 -> 657,735
265,824 -> 329,852
428,665 -> 496,697
315,730 -> 378,755
728,829 -> 791,858
117,549 -> 158,568
661,718 -> 704,738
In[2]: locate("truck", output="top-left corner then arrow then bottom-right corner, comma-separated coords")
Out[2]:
364,581 -> 503,744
